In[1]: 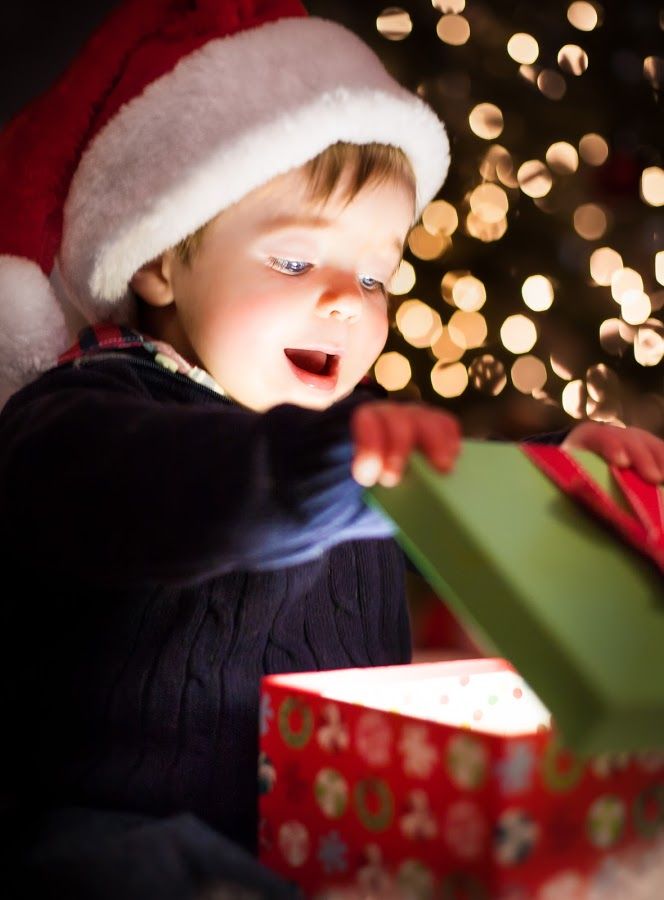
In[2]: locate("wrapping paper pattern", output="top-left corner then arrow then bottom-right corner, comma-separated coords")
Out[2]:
259,660 -> 664,898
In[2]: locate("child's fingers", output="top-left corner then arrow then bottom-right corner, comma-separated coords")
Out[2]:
370,404 -> 417,486
350,404 -> 389,486
625,435 -> 664,484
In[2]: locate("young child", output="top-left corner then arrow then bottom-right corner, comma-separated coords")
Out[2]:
0,1 -> 662,897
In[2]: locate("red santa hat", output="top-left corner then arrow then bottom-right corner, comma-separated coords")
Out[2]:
0,0 -> 450,402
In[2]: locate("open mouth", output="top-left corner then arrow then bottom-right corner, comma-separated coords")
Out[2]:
284,348 -> 341,390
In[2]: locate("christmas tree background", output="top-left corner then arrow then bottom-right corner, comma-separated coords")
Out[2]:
307,0 -> 663,440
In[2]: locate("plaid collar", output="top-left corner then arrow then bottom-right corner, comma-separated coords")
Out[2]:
58,323 -> 226,396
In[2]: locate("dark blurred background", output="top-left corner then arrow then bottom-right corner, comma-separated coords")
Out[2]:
1,0 -> 662,446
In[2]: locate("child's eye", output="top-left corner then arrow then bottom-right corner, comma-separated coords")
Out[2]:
268,257 -> 312,275
360,275 -> 385,293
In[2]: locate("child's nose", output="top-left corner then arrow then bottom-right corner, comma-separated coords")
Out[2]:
315,273 -> 363,323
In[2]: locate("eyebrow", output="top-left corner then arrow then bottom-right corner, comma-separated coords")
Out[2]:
262,215 -> 406,255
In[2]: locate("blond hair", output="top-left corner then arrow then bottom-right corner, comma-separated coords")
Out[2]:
174,142 -> 415,266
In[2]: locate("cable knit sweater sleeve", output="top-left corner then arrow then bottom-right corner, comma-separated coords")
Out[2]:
0,357 -> 395,587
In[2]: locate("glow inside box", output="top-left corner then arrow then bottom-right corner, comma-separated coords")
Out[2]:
259,659 -> 664,899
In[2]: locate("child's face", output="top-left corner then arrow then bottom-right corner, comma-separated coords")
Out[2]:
145,163 -> 415,411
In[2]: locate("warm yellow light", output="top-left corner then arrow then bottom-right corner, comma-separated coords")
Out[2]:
468,355 -> 507,395
465,213 -> 508,242
479,145 -> 517,187
550,354 -> 573,380
376,8 -> 413,40
517,160 -> 552,198
518,65 -> 538,85
621,291 -> 652,326
634,325 -> 664,367
500,314 -> 537,353
507,33 -> 539,65
573,203 -> 607,240
453,274 -> 487,312
431,327 -> 465,363
397,300 -> 443,348
522,275 -> 554,311
643,57 -> 663,90
567,2 -> 598,32
656,251 -> 664,286
511,355 -> 548,394
599,319 -> 630,356
441,270 -> 467,306
448,310 -> 488,349
396,299 -> 434,339
422,200 -> 458,236
557,44 -> 589,75
388,260 -> 416,295
610,267 -> 643,303
546,142 -> 579,174
431,361 -> 469,398
468,103 -> 504,140
469,183 -> 509,223
374,352 -> 411,391
590,247 -> 623,286
432,0 -> 465,11
641,167 -> 664,207
579,133 -> 609,166
436,14 -> 470,45
562,380 -> 586,418
408,225 -> 449,260
537,70 -> 567,100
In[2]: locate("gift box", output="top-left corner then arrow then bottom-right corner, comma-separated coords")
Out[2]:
364,441 -> 664,755
259,658 -> 664,898
259,441 -> 664,896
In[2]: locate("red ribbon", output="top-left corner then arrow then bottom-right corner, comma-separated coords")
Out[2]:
522,444 -> 664,574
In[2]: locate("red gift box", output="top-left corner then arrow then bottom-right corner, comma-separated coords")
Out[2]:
259,659 -> 664,898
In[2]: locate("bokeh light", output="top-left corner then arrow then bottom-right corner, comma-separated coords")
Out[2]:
374,351 -> 411,390
376,8 -> 413,41
408,225 -> 449,260
557,44 -> 589,75
468,103 -> 504,140
517,160 -> 552,198
546,142 -> 579,174
641,167 -> 664,207
537,70 -> 567,100
620,290 -> 651,325
656,251 -> 664,287
573,203 -> 608,240
500,314 -> 537,353
436,14 -> 470,45
562,380 -> 586,418
507,33 -> 539,65
449,310 -> 488,348
469,183 -> 509,223
511,355 -> 548,394
396,300 -> 442,348
610,267 -> 643,303
522,275 -> 554,311
431,0 -> 465,12
468,355 -> 507,395
422,200 -> 458,236
634,322 -> 664,367
431,360 -> 468,397
453,274 -> 487,311
431,327 -> 465,363
567,2 -> 599,32
579,133 -> 609,166
590,247 -> 623,285
388,260 -> 416,295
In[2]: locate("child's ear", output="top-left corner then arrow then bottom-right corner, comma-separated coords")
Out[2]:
129,252 -> 175,308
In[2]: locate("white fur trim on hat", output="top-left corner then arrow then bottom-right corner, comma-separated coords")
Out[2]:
0,256 -> 69,405
59,17 -> 449,320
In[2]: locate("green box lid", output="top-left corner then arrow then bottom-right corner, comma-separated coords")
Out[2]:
365,440 -> 664,755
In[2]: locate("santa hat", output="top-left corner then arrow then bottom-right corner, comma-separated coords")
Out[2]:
0,0 -> 450,401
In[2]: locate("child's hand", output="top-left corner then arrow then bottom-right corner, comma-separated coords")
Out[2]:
350,401 -> 461,487
562,421 -> 664,484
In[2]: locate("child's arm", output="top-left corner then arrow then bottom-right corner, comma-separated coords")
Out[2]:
562,421 -> 664,483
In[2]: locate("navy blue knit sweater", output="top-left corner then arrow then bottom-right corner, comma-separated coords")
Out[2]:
0,336 -> 411,875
